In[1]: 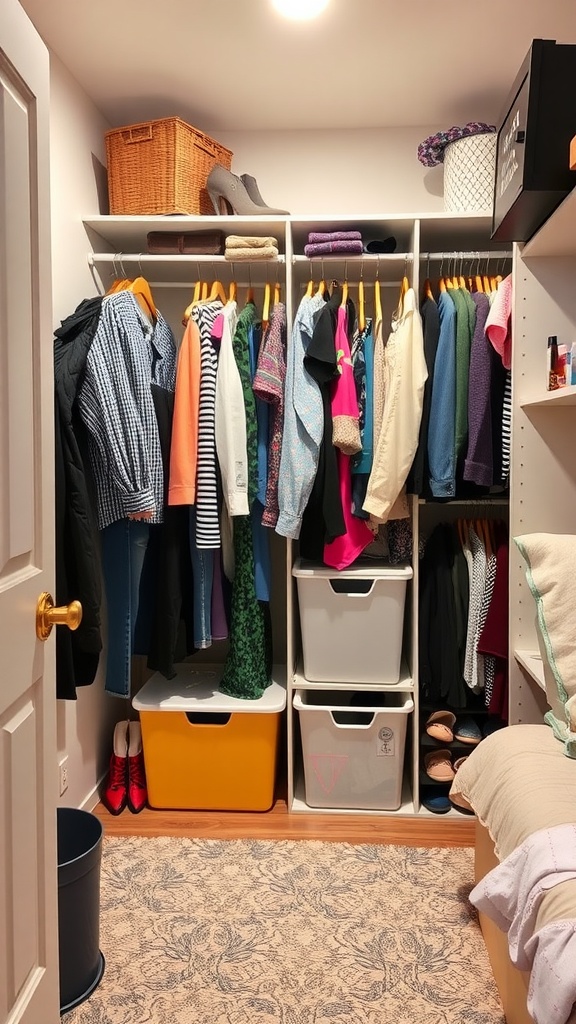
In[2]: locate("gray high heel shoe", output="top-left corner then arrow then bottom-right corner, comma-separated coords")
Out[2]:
240,173 -> 290,214
206,165 -> 289,216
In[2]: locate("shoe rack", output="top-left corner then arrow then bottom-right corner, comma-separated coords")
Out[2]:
84,210 -> 537,820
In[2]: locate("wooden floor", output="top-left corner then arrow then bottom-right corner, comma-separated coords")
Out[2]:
93,793 -> 474,847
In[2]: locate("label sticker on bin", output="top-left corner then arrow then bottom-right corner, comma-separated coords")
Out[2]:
377,726 -> 395,757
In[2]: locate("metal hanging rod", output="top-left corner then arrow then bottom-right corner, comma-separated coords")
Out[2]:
291,253 -> 413,263
419,250 -> 512,260
88,253 -> 286,265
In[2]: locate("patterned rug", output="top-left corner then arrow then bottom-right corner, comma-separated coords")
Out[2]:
64,836 -> 504,1024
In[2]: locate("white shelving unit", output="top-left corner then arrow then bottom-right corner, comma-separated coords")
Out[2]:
509,191 -> 576,726
514,650 -> 545,691
84,211 -> 511,820
521,386 -> 576,408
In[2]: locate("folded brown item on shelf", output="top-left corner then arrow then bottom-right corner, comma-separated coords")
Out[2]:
224,246 -> 279,260
225,234 -> 279,249
146,231 -> 225,255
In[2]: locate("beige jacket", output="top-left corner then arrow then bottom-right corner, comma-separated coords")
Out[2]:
363,288 -> 427,524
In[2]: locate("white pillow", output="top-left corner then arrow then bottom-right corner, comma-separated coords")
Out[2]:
515,533 -> 576,758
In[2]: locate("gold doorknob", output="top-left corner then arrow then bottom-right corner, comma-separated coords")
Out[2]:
36,592 -> 83,641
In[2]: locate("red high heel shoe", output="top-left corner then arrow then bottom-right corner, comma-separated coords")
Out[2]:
102,720 -> 129,815
127,720 -> 147,814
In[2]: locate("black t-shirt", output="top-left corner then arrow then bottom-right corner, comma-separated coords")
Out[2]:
300,289 -> 356,559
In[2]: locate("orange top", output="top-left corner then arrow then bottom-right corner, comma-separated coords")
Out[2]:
168,317 -> 201,505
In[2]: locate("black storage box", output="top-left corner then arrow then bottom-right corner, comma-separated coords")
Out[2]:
491,39 -> 576,243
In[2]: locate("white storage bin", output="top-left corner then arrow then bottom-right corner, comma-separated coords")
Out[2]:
294,689 -> 413,810
292,559 -> 412,683
443,132 -> 497,213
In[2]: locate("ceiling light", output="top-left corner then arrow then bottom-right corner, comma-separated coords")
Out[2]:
271,0 -> 331,20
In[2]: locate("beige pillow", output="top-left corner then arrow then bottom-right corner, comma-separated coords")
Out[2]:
515,533 -> 576,758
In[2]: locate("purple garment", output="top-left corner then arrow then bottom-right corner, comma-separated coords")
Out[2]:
304,240 -> 363,257
308,231 -> 362,243
463,293 -> 495,487
253,303 -> 287,528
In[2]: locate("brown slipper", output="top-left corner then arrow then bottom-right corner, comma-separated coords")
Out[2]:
424,749 -> 455,782
453,756 -> 469,772
425,710 -> 456,743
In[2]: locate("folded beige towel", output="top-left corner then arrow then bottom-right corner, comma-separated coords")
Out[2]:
225,235 -> 279,249
225,246 -> 279,260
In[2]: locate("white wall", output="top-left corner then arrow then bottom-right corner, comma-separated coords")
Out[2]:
214,126 -> 445,215
50,55 -> 124,810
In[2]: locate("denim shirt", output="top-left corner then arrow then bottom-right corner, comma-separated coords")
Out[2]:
276,292 -> 325,539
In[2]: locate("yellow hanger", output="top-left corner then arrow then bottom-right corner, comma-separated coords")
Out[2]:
459,274 -> 468,290
182,280 -> 202,325
127,275 -> 157,323
305,277 -> 314,298
274,281 -> 281,306
400,274 -> 409,299
206,280 -> 227,304
423,278 -> 434,301
246,283 -> 255,303
262,282 -> 271,328
315,279 -> 326,297
107,277 -> 131,294
474,274 -> 484,293
374,277 -> 382,324
229,280 -> 237,302
105,255 -> 130,294
358,279 -> 366,333
340,280 -> 348,308
201,281 -> 209,301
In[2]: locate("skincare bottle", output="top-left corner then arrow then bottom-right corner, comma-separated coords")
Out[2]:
565,346 -> 572,387
557,344 -> 568,387
548,336 -> 559,391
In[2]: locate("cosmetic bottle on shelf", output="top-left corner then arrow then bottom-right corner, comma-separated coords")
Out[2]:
547,335 -> 559,391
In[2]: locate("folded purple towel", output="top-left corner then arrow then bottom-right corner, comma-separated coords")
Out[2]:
304,240 -> 364,257
308,231 -> 362,243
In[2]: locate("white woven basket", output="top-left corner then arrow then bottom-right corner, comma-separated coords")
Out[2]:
443,132 -> 497,213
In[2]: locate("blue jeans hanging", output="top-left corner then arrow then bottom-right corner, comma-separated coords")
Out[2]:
101,518 -> 150,698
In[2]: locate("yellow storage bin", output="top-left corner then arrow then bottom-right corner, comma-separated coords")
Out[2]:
132,665 -> 286,811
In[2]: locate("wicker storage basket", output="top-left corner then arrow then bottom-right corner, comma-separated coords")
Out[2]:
443,132 -> 497,213
105,117 -> 233,216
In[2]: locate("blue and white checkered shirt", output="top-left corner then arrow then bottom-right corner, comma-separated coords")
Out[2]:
78,291 -> 176,530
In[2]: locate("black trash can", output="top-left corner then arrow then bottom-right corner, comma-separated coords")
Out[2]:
57,807 -> 105,1015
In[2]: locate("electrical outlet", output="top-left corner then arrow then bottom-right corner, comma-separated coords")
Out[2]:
59,757 -> 69,796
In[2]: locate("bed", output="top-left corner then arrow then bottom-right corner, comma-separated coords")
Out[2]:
450,724 -> 576,1024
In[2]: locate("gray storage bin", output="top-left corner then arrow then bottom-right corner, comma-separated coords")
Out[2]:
294,689 -> 413,811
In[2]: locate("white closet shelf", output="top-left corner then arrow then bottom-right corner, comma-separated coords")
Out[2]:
83,214 -> 290,251
514,649 -> 545,691
521,386 -> 576,408
293,663 -> 414,692
290,773 -> 415,816
418,804 -> 475,820
522,189 -> 576,258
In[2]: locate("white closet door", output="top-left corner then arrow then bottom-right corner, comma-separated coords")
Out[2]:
0,2 -> 59,1022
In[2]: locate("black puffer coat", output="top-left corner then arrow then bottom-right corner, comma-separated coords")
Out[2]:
54,297 -> 103,698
